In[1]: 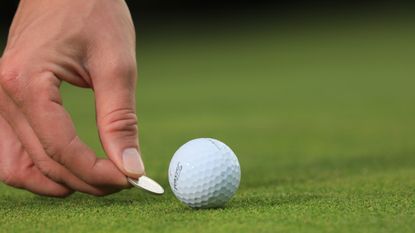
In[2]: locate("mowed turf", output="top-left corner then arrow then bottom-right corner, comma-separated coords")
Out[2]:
0,18 -> 414,233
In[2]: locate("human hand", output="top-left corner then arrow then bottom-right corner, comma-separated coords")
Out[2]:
0,0 -> 144,196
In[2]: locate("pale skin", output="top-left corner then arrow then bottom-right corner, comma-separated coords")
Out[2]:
0,0 -> 145,196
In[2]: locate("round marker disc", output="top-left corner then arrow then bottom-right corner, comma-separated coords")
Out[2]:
128,176 -> 164,195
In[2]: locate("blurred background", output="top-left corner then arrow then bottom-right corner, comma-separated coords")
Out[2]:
1,0 -> 415,189
1,1 -> 415,232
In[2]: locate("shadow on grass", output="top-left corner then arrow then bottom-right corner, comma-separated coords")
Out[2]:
228,193 -> 322,209
168,192 -> 323,214
0,188 -> 172,212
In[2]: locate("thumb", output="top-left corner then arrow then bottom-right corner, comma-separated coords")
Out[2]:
92,61 -> 145,179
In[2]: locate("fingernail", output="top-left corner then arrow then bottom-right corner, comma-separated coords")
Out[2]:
122,148 -> 145,176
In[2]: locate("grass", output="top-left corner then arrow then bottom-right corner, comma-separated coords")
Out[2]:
0,17 -> 415,233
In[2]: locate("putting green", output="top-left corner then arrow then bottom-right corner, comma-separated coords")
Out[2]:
0,18 -> 414,233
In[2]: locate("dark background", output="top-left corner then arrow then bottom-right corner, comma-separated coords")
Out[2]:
1,1 -> 414,39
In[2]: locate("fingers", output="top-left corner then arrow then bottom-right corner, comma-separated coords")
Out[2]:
91,58 -> 145,179
19,164 -> 74,197
0,85 -> 122,196
0,114 -> 72,197
0,71 -> 129,192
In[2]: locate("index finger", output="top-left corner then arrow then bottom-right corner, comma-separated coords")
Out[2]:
12,72 -> 129,188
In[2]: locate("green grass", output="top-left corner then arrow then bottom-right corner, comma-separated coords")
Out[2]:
1,18 -> 415,233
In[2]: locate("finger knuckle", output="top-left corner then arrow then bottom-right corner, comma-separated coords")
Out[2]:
101,108 -> 138,136
53,135 -> 77,163
0,65 -> 22,95
35,159 -> 57,179
107,60 -> 137,81
0,65 -> 58,107
0,51 -> 26,90
27,74 -> 61,105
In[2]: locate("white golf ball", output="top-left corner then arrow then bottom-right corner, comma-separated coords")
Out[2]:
168,138 -> 241,208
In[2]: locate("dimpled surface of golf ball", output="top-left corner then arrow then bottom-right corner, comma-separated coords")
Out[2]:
168,138 -> 241,209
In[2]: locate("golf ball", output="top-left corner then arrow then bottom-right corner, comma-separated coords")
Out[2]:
168,138 -> 241,208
